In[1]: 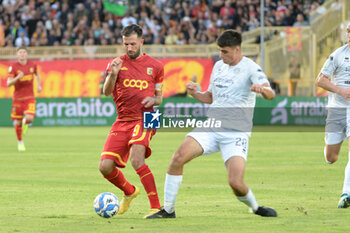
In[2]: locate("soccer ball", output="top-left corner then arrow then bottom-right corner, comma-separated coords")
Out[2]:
94,192 -> 120,218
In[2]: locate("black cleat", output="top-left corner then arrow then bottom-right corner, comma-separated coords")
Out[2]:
145,208 -> 176,219
254,206 -> 277,217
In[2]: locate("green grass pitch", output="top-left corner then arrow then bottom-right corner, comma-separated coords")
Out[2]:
1,126 -> 350,232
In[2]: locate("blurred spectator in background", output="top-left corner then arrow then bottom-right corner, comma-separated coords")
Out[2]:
293,13 -> 308,27
15,30 -> 30,47
0,0 -> 324,47
289,55 -> 301,96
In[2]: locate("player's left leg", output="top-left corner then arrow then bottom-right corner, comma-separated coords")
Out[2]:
22,100 -> 36,135
225,156 -> 277,217
15,119 -> 25,152
129,144 -> 161,218
338,137 -> 350,208
324,132 -> 344,164
22,114 -> 34,135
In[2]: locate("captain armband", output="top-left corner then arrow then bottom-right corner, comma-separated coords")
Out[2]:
155,83 -> 163,91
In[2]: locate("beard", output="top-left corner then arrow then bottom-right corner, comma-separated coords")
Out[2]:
127,48 -> 141,60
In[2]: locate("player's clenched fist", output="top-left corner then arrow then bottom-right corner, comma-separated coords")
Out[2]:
250,84 -> 264,93
110,57 -> 123,76
17,72 -> 24,79
141,96 -> 155,108
186,81 -> 198,96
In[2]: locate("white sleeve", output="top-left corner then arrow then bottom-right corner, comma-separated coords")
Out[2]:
321,51 -> 337,78
250,65 -> 269,85
207,62 -> 219,92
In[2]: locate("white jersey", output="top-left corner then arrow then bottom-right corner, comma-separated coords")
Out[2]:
206,57 -> 269,132
321,44 -> 350,107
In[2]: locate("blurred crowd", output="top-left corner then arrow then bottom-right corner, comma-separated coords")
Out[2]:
0,0 -> 325,47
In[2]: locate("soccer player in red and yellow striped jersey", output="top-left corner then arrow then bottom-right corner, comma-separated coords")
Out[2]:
99,24 -> 164,218
7,47 -> 42,151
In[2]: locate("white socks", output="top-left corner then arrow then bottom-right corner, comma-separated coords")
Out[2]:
237,189 -> 259,212
164,173 -> 183,214
163,174 -> 260,213
342,152 -> 350,194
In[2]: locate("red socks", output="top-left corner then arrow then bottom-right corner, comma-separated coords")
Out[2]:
136,164 -> 161,209
15,125 -> 22,141
104,168 -> 135,196
103,164 -> 161,209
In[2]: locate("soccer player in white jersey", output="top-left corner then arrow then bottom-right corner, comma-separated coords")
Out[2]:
316,22 -> 350,208
147,29 -> 277,218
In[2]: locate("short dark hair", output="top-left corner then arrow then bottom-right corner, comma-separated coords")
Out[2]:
16,46 -> 28,52
121,24 -> 143,38
217,29 -> 242,48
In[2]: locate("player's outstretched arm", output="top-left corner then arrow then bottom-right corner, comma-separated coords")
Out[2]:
316,72 -> 350,100
250,83 -> 275,100
103,57 -> 123,96
7,72 -> 24,87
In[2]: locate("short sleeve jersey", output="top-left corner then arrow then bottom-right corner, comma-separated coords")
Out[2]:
8,61 -> 37,101
321,44 -> 350,107
206,57 -> 269,132
106,54 -> 164,120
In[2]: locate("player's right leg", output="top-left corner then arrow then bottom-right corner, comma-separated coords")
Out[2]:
146,136 -> 204,219
324,141 -> 342,164
11,101 -> 25,151
324,108 -> 346,163
99,128 -> 139,214
98,158 -> 138,214
324,108 -> 348,207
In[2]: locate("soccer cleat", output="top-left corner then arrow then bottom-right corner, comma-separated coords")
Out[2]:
254,206 -> 277,217
338,193 -> 350,208
17,142 -> 26,152
144,208 -> 176,219
22,118 -> 28,135
117,186 -> 140,215
143,208 -> 162,219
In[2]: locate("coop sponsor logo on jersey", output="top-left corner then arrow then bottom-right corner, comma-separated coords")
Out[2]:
20,75 -> 33,81
123,79 -> 148,90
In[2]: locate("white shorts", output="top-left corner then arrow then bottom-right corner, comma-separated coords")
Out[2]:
325,108 -> 349,145
187,129 -> 249,162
